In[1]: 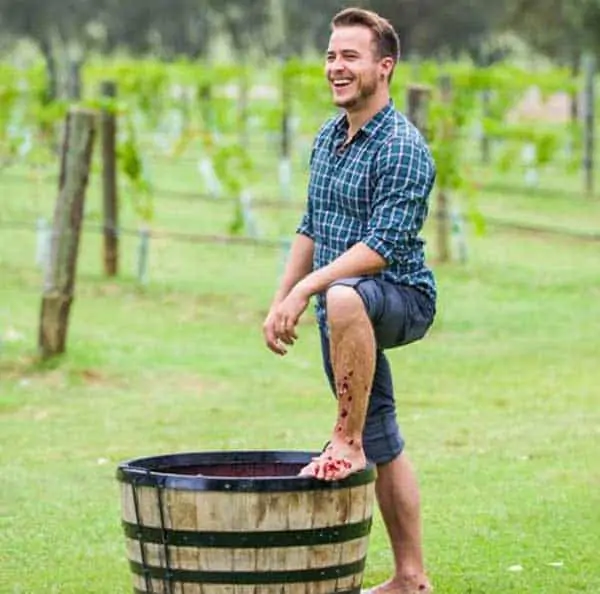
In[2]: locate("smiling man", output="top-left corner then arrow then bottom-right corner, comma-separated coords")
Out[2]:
262,7 -> 436,594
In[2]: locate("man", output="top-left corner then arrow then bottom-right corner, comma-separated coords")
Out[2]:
262,7 -> 436,594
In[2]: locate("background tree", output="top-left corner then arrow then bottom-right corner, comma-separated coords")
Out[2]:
0,0 -> 98,100
367,0 -> 507,60
0,0 -> 598,79
503,0 -> 600,64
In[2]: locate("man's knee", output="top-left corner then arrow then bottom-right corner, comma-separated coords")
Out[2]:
325,283 -> 366,326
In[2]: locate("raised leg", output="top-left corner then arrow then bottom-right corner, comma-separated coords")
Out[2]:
300,284 -> 374,480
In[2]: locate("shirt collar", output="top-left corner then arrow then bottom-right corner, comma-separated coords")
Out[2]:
333,99 -> 394,137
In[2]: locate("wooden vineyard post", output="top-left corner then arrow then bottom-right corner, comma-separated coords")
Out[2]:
280,58 -> 292,201
582,53 -> 595,197
67,58 -> 82,101
481,89 -> 491,164
406,84 -> 431,139
570,56 -> 580,124
38,108 -> 96,359
238,67 -> 250,149
436,75 -> 453,264
100,81 -> 119,276
279,58 -> 293,270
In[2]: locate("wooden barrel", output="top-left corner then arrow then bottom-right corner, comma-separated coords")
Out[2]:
116,450 -> 376,594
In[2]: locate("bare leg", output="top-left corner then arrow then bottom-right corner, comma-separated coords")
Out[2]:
367,453 -> 432,593
300,285 -> 374,480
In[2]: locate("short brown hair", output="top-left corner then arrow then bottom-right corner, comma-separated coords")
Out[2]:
331,7 -> 401,67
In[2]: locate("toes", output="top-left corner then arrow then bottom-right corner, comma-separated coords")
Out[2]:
298,459 -> 319,477
315,462 -> 327,480
301,451 -> 364,481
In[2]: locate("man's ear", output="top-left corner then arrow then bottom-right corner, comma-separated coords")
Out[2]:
380,56 -> 394,79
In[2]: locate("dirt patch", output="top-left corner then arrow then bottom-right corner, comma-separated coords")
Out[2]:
0,357 -> 124,390
78,368 -> 113,385
90,282 -> 124,298
147,371 -> 209,396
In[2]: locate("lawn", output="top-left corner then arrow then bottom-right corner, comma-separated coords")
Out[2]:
0,142 -> 599,593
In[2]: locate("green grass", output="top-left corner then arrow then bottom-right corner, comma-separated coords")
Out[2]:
1,147 -> 600,594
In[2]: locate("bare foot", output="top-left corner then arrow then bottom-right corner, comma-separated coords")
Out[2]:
299,439 -> 366,481
362,576 -> 433,594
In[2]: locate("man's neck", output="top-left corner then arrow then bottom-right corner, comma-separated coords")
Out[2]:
345,93 -> 390,139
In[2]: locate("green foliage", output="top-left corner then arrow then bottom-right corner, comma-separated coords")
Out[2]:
0,56 -> 592,239
117,115 -> 154,223
0,80 -> 18,133
213,142 -> 256,236
0,63 -> 57,164
497,143 -> 522,173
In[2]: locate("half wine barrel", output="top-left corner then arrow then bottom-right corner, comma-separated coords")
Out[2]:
116,450 -> 376,593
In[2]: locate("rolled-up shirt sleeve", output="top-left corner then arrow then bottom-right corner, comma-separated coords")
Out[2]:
362,136 -> 436,264
296,143 -> 317,240
296,203 -> 314,239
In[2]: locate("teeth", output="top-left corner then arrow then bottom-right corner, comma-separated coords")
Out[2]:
333,79 -> 352,87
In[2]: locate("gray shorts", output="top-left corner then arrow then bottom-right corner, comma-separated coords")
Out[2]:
318,277 -> 435,465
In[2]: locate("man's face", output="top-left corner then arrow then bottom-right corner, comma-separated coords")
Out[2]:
325,25 -> 390,111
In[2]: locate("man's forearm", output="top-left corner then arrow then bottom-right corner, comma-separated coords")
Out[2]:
271,233 -> 315,306
296,241 -> 386,298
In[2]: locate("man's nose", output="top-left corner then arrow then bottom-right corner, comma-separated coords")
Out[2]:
329,56 -> 346,71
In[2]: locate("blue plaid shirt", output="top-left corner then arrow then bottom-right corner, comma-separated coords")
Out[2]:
297,100 -> 437,324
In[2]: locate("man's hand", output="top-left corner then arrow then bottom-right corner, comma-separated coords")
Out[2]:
262,284 -> 311,355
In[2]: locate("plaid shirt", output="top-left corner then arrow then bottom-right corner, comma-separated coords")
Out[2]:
297,100 -> 437,324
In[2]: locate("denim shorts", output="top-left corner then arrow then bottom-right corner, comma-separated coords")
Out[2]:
318,277 -> 435,465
